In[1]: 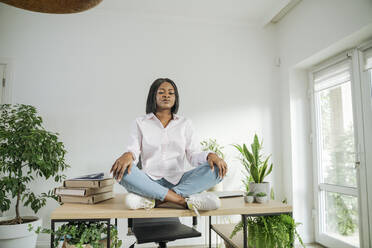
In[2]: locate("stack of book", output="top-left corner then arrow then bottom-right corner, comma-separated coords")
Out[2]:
55,173 -> 115,204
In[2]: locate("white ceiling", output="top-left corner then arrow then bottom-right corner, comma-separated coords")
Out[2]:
97,0 -> 294,25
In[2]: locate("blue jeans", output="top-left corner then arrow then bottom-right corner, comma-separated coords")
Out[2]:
119,162 -> 223,201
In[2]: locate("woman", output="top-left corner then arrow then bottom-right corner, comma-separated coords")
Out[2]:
110,78 -> 227,212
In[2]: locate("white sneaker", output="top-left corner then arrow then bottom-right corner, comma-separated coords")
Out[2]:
186,192 -> 221,216
124,193 -> 155,210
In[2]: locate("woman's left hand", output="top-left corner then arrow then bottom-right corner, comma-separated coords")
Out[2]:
207,153 -> 228,179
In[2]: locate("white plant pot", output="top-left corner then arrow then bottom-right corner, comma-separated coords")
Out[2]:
255,196 -> 268,204
244,195 -> 254,203
249,182 -> 270,196
0,216 -> 42,248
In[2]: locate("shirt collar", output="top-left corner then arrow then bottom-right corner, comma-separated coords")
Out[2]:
146,113 -> 155,120
146,112 -> 180,120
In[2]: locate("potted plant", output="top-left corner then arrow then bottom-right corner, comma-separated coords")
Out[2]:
233,134 -> 272,196
255,192 -> 267,204
230,192 -> 305,248
230,213 -> 304,248
29,221 -> 123,248
244,192 -> 255,204
0,104 -> 69,248
201,138 -> 225,191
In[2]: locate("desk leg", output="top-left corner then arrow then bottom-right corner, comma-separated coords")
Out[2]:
209,216 -> 212,248
242,215 -> 247,248
51,219 -> 55,248
107,219 -> 111,248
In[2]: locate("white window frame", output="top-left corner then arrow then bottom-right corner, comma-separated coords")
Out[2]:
356,40 -> 372,247
309,50 -> 368,248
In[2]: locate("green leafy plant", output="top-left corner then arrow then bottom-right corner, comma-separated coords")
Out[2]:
29,221 -> 122,248
233,134 -> 273,184
255,192 -> 267,197
231,190 -> 304,248
230,214 -> 304,248
247,192 -> 255,196
242,175 -> 251,193
201,138 -> 225,160
0,104 -> 69,224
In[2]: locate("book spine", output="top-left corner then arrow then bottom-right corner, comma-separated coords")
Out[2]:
58,191 -> 114,204
92,192 -> 114,204
63,179 -> 114,188
87,185 -> 113,196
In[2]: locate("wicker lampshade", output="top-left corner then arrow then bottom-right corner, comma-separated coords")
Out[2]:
0,0 -> 103,14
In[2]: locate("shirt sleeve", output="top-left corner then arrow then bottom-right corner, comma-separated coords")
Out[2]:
123,119 -> 142,165
185,119 -> 211,167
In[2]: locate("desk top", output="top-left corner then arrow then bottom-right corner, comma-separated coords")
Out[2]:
51,194 -> 292,220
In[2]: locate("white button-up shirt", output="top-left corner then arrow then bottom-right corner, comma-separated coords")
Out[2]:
124,113 -> 210,184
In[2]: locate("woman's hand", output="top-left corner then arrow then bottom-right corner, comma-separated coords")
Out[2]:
110,152 -> 134,181
207,153 -> 228,178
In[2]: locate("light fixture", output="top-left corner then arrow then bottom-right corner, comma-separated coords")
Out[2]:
0,0 -> 103,14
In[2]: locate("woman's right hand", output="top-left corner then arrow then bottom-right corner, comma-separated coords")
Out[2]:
110,152 -> 134,181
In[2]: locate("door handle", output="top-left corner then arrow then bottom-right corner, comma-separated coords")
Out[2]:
354,161 -> 360,169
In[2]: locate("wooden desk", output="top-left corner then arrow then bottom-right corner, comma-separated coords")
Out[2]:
50,194 -> 292,248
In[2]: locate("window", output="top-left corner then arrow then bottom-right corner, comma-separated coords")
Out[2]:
310,54 -> 360,248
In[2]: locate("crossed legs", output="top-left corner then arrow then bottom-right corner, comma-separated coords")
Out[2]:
119,163 -> 222,207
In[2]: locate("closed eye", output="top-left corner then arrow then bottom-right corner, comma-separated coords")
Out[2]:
158,92 -> 175,95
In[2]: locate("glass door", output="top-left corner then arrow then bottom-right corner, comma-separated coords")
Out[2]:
311,55 -> 360,248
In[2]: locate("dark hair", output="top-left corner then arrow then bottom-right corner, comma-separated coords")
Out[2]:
146,78 -> 179,114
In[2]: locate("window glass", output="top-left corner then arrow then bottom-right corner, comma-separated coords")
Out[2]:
324,191 -> 359,247
317,82 -> 356,187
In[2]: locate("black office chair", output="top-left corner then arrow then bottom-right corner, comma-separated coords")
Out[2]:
128,158 -> 201,248
128,217 -> 200,248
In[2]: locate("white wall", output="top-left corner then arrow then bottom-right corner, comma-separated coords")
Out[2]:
276,0 -> 372,244
0,3 -> 282,246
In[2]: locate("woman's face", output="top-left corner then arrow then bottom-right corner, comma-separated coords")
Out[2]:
156,82 -> 176,111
